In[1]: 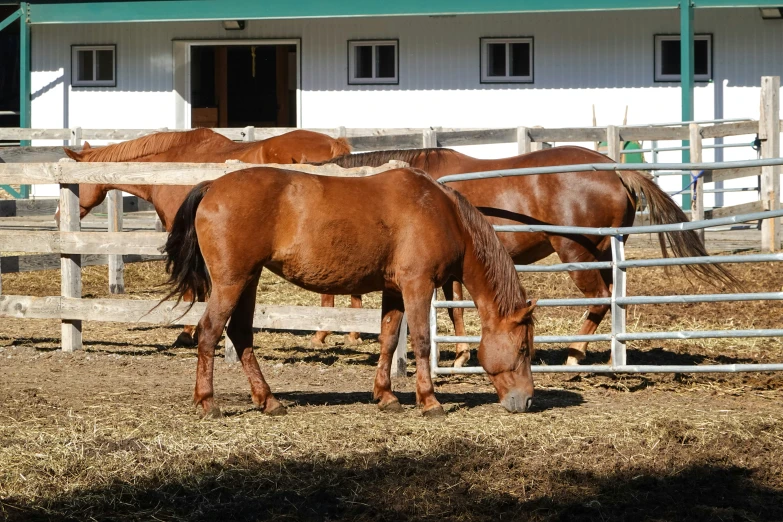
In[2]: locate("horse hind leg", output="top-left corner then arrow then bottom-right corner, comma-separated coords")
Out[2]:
226,270 -> 286,416
343,295 -> 364,346
310,294 -> 335,347
444,280 -> 471,368
192,282 -> 246,418
556,241 -> 612,366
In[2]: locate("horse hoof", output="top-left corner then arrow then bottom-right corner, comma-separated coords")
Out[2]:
343,334 -> 362,346
201,406 -> 223,419
173,332 -> 197,347
265,403 -> 288,416
378,399 -> 403,413
453,353 -> 470,368
309,337 -> 326,348
422,405 -> 446,418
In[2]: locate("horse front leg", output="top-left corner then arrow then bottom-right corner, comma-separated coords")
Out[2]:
343,295 -> 364,346
310,294 -> 335,347
402,281 -> 445,417
444,279 -> 471,367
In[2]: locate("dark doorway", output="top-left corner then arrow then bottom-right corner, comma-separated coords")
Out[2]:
190,44 -> 297,129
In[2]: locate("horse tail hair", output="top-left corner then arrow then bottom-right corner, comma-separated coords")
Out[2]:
616,170 -> 740,289
332,137 -> 352,157
159,181 -> 213,310
63,147 -> 83,161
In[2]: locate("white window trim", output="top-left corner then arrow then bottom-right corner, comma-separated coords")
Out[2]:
348,40 -> 399,85
654,34 -> 712,82
71,45 -> 116,87
480,37 -> 534,84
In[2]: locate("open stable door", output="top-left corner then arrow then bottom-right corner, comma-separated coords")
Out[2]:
190,43 -> 297,129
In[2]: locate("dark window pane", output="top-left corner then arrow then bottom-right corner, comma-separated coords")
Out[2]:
660,39 -> 680,76
487,43 -> 506,77
77,50 -> 93,82
376,44 -> 396,78
695,39 -> 709,76
509,42 -> 530,77
96,49 -> 114,81
355,45 -> 372,78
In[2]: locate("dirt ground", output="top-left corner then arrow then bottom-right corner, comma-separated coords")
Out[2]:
1,239 -> 782,521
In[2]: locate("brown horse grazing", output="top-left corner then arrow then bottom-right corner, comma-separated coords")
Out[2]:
162,167 -> 537,418
319,146 -> 736,366
59,128 -> 355,346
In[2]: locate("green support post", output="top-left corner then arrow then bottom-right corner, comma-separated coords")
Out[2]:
680,0 -> 694,210
19,2 -> 31,198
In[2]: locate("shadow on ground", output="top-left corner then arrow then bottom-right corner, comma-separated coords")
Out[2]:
3,450 -> 781,522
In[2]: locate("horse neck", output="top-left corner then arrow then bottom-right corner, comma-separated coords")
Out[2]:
459,241 -> 510,326
102,183 -> 154,202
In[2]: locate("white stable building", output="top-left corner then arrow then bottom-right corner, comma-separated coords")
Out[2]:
1,1 -> 782,203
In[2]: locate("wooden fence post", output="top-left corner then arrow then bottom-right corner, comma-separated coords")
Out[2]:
69,127 -> 82,147
517,127 -> 532,154
423,128 -> 437,148
108,190 -> 125,294
760,76 -> 781,252
689,123 -> 705,242
390,314 -> 408,378
59,160 -> 82,352
242,126 -> 255,142
607,125 -> 621,162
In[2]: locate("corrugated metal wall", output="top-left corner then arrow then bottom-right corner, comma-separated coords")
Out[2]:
31,8 -> 782,131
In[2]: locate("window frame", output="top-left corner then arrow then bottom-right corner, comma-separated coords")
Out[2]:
347,39 -> 399,85
71,44 -> 117,87
654,34 -> 713,83
480,37 -> 534,84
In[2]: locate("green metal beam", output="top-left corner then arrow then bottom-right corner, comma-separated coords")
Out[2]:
29,0 -> 680,24
680,0 -> 694,211
0,8 -> 20,32
20,2 -> 30,151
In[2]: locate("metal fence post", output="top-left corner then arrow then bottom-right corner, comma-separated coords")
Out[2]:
390,313 -> 408,378
59,159 -> 82,352
610,235 -> 627,367
689,123 -> 705,243
429,291 -> 439,378
107,190 -> 125,294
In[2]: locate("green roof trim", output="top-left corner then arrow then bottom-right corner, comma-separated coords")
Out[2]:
28,0 -> 783,24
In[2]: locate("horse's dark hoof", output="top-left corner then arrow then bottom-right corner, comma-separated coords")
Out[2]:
265,403 -> 288,416
378,399 -> 403,413
422,405 -> 446,418
174,332 -> 197,347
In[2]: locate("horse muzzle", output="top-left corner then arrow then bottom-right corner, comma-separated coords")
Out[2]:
500,389 -> 533,413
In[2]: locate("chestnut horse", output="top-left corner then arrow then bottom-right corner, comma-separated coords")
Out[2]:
162,167 -> 537,418
318,146 -> 735,366
60,128 -> 355,346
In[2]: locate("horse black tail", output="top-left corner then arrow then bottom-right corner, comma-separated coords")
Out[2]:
160,181 -> 213,309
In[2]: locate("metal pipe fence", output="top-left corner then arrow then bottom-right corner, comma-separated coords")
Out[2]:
429,156 -> 783,376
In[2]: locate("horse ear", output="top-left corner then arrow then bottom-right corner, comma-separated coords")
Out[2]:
514,299 -> 537,323
63,148 -> 82,161
82,141 -> 92,150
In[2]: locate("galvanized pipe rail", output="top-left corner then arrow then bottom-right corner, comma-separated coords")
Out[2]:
428,168 -> 783,375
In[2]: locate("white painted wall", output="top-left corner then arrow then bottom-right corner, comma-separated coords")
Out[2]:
29,8 -> 782,202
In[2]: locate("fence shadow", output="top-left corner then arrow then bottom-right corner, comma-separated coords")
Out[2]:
3,448 -> 781,522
